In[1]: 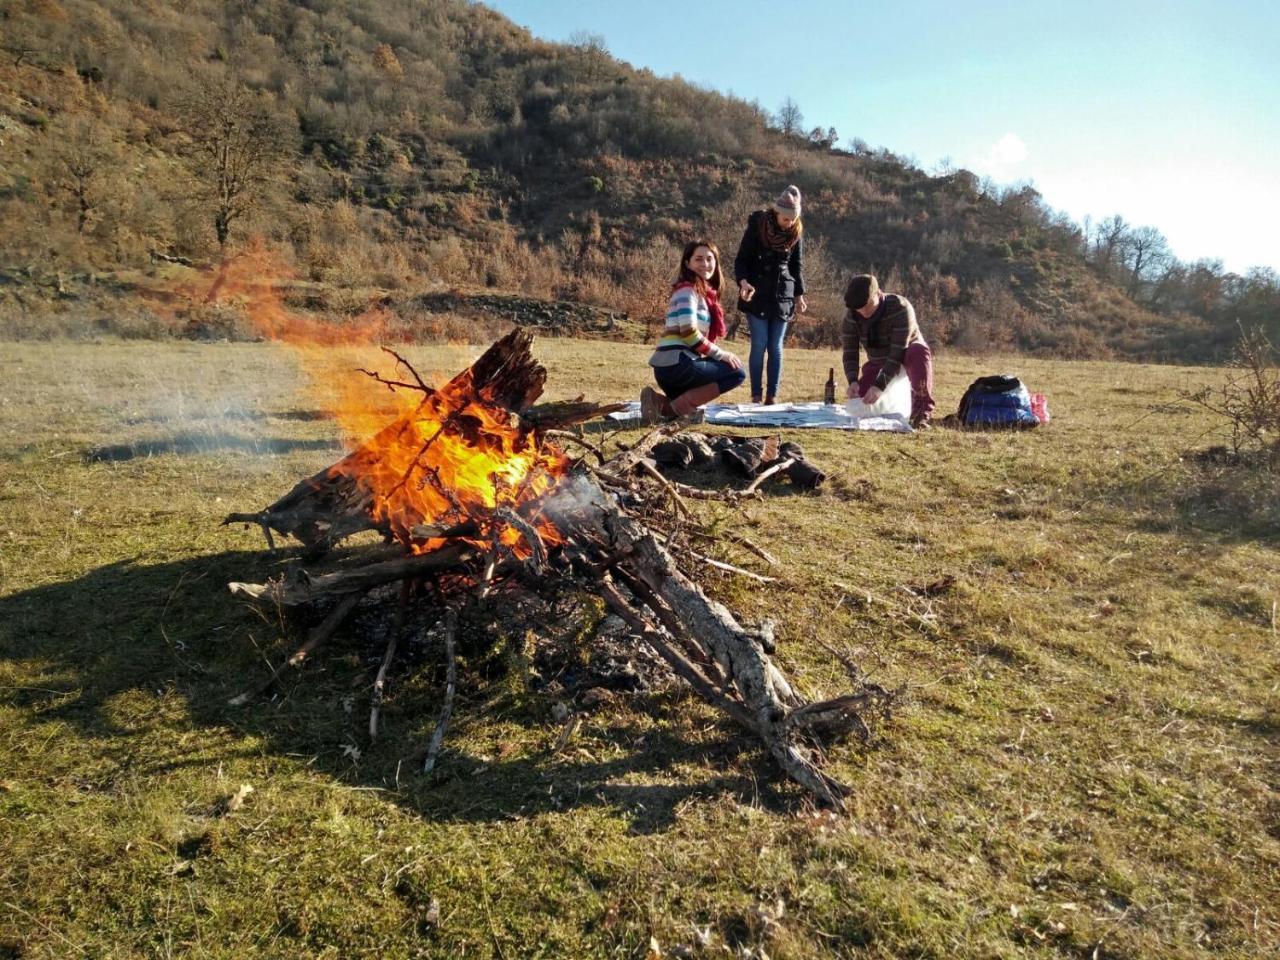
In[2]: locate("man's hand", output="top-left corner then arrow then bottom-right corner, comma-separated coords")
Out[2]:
721,352 -> 743,371
846,381 -> 861,400
797,294 -> 808,314
738,280 -> 755,302
862,385 -> 882,405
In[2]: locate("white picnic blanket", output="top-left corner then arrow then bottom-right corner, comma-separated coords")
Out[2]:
607,401 -> 912,432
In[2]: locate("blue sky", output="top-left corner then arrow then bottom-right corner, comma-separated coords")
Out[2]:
484,0 -> 1279,275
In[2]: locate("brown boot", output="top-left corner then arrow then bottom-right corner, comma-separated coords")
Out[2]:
640,386 -> 674,424
671,382 -> 721,419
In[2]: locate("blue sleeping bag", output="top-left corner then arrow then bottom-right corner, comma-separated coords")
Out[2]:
958,375 -> 1040,427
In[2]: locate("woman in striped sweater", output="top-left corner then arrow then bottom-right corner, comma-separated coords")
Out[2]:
641,240 -> 746,423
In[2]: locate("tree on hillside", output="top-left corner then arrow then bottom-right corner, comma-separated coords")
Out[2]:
775,97 -> 804,137
48,116 -> 119,234
808,126 -> 839,149
1121,225 -> 1173,300
0,0 -> 69,66
569,30 -> 608,82
1089,214 -> 1130,277
179,75 -> 293,252
372,43 -> 404,81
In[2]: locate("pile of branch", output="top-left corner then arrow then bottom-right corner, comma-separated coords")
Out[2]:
223,330 -> 893,809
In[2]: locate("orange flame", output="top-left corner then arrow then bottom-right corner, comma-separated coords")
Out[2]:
334,370 -> 569,553
192,239 -> 570,555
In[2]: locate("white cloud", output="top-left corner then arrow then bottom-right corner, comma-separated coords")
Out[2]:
986,132 -> 1028,166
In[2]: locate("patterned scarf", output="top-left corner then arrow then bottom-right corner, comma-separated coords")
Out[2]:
673,280 -> 726,342
757,210 -> 803,253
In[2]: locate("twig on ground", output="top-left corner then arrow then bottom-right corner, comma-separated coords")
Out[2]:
652,532 -> 777,583
684,524 -> 779,566
228,590 -> 365,706
550,713 -> 581,755
638,459 -> 691,519
543,429 -> 605,463
370,581 -> 412,740
422,609 -> 458,774
742,457 -> 797,495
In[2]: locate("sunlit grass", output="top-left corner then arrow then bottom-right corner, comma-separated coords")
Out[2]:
1,337 -> 1276,958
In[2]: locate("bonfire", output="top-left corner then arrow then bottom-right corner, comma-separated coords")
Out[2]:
224,330 -> 893,808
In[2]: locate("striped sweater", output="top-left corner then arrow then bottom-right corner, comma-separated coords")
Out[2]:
649,285 -> 725,367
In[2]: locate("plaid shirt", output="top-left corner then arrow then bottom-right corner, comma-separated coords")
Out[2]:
841,294 -> 923,389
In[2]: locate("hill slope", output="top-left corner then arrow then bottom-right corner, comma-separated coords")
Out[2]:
0,0 -> 1275,358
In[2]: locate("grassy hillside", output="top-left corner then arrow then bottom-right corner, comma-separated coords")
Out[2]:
1,0 -> 1276,358
2,336 -> 1277,957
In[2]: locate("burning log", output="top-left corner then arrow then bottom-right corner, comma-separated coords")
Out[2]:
223,330 -> 892,808
223,330 -> 623,554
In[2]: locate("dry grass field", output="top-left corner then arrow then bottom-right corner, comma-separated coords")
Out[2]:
1,335 -> 1277,959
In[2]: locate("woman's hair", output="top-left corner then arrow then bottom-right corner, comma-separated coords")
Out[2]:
676,240 -> 724,298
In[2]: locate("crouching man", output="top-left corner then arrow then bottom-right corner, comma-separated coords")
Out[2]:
841,274 -> 936,429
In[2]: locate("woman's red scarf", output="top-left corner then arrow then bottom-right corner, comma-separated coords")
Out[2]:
673,280 -> 725,342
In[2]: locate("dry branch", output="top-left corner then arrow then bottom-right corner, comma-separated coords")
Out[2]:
228,590 -> 364,706
422,609 -> 459,774
370,581 -> 411,739
230,544 -> 474,608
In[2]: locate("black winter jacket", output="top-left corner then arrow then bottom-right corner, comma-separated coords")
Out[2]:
732,210 -> 805,323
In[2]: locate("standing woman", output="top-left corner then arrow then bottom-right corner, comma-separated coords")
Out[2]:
640,240 -> 746,423
734,185 -> 807,404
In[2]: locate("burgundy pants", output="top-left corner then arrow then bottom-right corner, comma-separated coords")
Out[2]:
858,341 -> 936,422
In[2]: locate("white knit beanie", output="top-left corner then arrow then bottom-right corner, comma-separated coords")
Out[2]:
773,184 -> 802,217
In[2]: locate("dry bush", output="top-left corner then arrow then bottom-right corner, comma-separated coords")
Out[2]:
1182,326 -> 1280,463
949,279 -> 1025,355
394,306 -> 510,343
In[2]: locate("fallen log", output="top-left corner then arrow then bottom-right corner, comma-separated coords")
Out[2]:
231,544 -> 474,607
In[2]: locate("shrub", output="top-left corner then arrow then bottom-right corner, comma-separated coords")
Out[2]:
1181,326 -> 1280,463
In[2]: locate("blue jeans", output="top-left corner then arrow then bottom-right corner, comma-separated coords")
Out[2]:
653,352 -> 746,399
747,313 -> 787,399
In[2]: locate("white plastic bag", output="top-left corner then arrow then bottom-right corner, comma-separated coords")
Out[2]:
845,372 -> 911,420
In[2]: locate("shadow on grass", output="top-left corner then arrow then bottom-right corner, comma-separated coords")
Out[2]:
1091,454 -> 1280,546
85,433 -> 343,463
121,408 -> 337,426
0,549 -> 794,833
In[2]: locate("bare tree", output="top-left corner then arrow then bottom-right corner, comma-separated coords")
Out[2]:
775,97 -> 803,137
49,116 -> 118,233
568,30 -> 608,82
0,0 -> 68,67
1121,225 -> 1173,299
180,75 -> 292,252
568,29 -> 608,55
807,126 -> 838,149
1090,214 -> 1130,277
